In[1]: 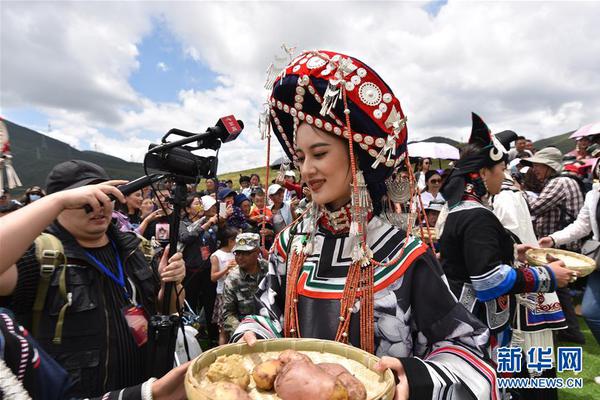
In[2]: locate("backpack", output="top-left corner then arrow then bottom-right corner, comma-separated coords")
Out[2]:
30,232 -> 155,344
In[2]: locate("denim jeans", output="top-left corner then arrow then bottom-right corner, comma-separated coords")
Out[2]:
581,270 -> 600,344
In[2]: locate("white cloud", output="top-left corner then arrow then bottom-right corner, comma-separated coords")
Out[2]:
156,61 -> 169,72
2,1 -> 600,173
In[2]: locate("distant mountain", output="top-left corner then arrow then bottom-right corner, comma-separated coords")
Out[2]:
3,119 -> 144,193
2,118 -> 580,195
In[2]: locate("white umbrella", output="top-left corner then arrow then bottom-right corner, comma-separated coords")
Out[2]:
407,142 -> 460,160
569,121 -> 600,139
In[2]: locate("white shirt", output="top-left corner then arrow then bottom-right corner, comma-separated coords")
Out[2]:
212,249 -> 235,294
419,191 -> 445,208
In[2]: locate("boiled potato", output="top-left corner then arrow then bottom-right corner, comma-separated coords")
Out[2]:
277,349 -> 312,364
252,359 -> 284,390
275,360 -> 348,400
206,355 -> 251,389
318,363 -> 366,400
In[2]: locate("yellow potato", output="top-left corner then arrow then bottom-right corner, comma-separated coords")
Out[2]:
206,355 -> 251,389
252,359 -> 284,390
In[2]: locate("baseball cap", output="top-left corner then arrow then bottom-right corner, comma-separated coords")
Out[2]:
45,160 -> 111,195
267,184 -> 284,196
284,170 -> 296,178
200,195 -> 217,211
218,187 -> 237,201
233,232 -> 260,252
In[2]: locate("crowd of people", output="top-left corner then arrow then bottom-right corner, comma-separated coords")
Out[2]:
1,48 -> 599,400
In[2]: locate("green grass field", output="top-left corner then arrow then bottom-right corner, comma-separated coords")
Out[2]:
558,318 -> 600,399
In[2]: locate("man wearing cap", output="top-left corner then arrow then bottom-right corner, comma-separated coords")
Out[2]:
267,184 -> 294,234
0,160 -> 186,398
221,233 -> 268,337
523,147 -> 586,344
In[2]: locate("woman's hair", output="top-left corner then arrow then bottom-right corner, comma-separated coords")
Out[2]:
185,194 -> 200,210
425,170 -> 440,183
114,191 -> 141,216
250,173 -> 260,181
217,226 -> 239,248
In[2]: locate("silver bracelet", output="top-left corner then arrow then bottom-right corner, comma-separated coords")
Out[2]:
141,377 -> 157,400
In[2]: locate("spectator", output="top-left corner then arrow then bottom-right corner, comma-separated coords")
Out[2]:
414,157 -> 431,192
0,200 -> 21,217
225,179 -> 234,189
0,189 -> 21,209
210,226 -> 238,345
113,190 -> 143,231
142,186 -> 174,247
218,187 -> 245,229
21,185 -> 46,205
140,197 -> 155,219
525,139 -> 535,154
538,159 -> 600,346
523,147 -> 586,344
281,170 -> 302,201
574,136 -> 593,160
0,160 -> 185,398
205,177 -> 218,195
249,173 -> 261,189
196,195 -> 221,345
419,170 -> 444,208
268,184 -> 294,234
423,199 -> 444,228
222,233 -> 268,337
239,175 -> 251,197
508,135 -> 530,161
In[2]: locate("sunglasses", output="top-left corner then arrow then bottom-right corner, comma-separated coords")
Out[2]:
429,179 -> 441,184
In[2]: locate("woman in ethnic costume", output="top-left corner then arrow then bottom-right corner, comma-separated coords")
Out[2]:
438,114 -> 574,399
234,50 -> 499,400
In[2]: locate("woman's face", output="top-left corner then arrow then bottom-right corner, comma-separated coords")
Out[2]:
206,179 -> 216,192
426,173 -> 442,192
480,162 -> 506,195
296,123 -> 351,209
187,197 -> 203,219
141,198 -> 154,215
127,190 -> 143,211
240,200 -> 251,216
422,158 -> 431,171
250,175 -> 260,186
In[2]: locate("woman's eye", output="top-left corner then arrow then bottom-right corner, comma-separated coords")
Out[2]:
314,152 -> 327,158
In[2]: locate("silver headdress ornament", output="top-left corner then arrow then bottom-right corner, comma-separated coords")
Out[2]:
258,103 -> 271,140
264,44 -> 297,90
373,108 -> 406,169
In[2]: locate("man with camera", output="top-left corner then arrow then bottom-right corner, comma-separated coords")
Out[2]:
0,160 -> 186,398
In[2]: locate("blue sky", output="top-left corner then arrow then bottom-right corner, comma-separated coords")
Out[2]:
129,17 -> 218,104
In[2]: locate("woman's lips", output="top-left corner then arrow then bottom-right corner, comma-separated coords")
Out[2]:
308,179 -> 325,191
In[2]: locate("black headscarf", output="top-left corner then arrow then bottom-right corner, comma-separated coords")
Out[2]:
441,113 -> 517,207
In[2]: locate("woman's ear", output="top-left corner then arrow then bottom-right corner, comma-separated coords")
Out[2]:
479,167 -> 489,181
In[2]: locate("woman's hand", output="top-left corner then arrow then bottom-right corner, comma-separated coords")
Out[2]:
237,331 -> 258,347
516,244 -> 534,263
373,356 -> 409,400
546,257 -> 577,287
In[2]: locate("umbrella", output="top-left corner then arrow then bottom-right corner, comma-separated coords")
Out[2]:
569,121 -> 600,139
407,142 -> 460,160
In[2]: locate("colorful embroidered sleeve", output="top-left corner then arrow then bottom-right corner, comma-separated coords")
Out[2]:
229,227 -> 291,342
397,252 -> 499,400
463,210 -> 556,302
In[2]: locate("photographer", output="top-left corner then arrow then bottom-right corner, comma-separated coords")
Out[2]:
0,160 -> 185,398
0,178 -> 187,399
